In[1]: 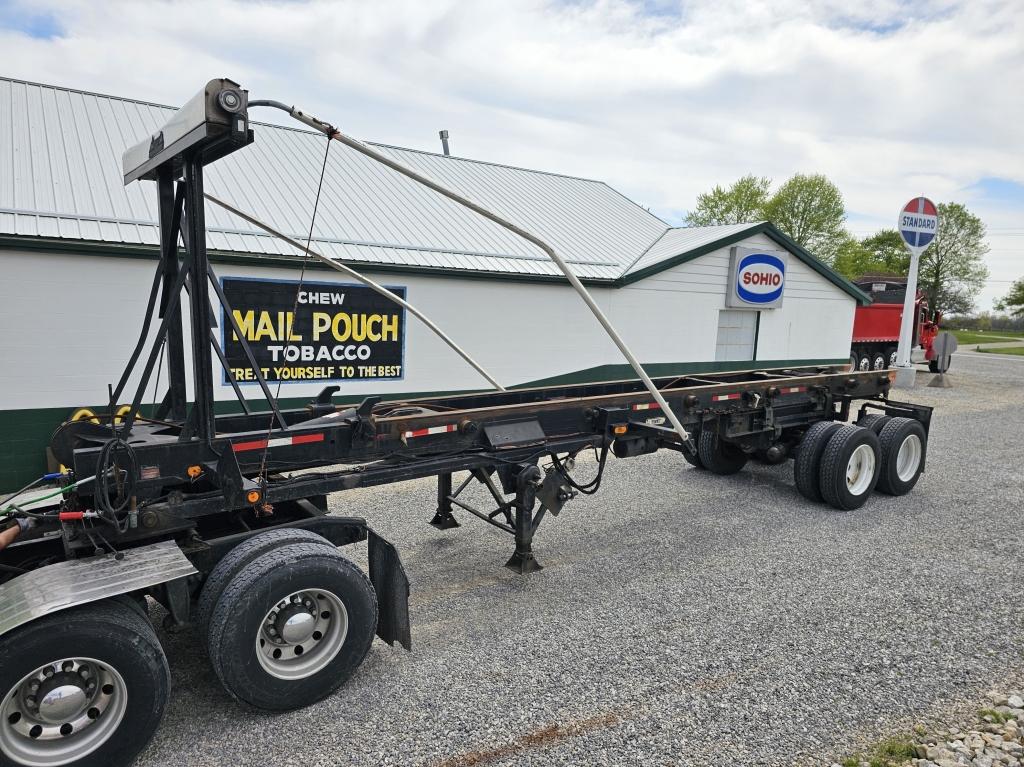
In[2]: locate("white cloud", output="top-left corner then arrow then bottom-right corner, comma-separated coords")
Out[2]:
1,0 -> 1021,309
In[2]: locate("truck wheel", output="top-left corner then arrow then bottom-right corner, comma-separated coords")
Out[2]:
871,351 -> 887,370
206,542 -> 377,711
875,417 -> 927,495
855,414 -> 891,434
886,347 -> 898,368
697,429 -> 747,475
819,425 -> 881,511
0,600 -> 169,767
793,421 -> 843,502
196,528 -> 335,637
848,351 -> 858,372
857,353 -> 872,372
928,360 -> 940,373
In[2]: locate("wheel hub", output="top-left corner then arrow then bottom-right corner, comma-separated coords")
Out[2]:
256,589 -> 350,681
0,657 -> 127,765
36,674 -> 89,724
275,604 -> 317,644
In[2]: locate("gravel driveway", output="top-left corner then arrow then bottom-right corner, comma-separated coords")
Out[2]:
137,351 -> 1024,767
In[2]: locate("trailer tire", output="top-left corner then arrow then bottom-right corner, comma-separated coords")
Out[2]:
207,542 -> 377,711
857,353 -> 872,372
875,417 -> 927,495
819,425 -> 881,511
886,347 -> 898,368
856,414 -> 892,435
0,600 -> 169,767
848,351 -> 859,372
682,437 -> 704,469
928,359 -> 940,373
794,421 -> 843,502
871,351 -> 887,370
196,528 -> 336,638
697,429 -> 747,475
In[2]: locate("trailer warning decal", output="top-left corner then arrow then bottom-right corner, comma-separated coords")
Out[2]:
221,277 -> 406,384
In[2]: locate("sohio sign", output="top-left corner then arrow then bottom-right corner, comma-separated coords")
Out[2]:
727,247 -> 788,309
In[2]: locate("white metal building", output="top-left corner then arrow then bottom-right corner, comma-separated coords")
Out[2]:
0,77 -> 867,488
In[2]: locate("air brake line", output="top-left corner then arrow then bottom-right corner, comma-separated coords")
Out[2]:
238,99 -> 693,449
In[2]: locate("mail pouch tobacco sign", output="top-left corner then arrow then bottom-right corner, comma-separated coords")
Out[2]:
221,277 -> 406,384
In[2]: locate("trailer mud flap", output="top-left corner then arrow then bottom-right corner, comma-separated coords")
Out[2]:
367,528 -> 412,650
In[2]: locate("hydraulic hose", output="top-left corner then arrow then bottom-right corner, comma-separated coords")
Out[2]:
246,100 -> 693,448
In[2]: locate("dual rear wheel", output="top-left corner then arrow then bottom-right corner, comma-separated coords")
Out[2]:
0,532 -> 377,767
794,416 -> 926,510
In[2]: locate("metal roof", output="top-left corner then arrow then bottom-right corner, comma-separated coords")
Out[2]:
623,223 -> 763,277
0,77 -> 861,298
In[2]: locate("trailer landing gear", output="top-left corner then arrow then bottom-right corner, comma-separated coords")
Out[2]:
434,463 -> 564,573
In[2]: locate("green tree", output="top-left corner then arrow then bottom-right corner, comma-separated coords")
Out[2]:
831,234 -> 872,279
995,277 -> 1024,318
917,202 -> 989,316
684,175 -> 771,226
762,174 -> 847,264
832,229 -> 911,281
860,230 -> 909,274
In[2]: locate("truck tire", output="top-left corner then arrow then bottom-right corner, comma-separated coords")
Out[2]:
0,600 -> 170,767
928,359 -> 940,373
697,429 -> 747,475
794,421 -> 843,502
818,425 -> 881,511
196,528 -> 335,638
848,351 -> 858,372
682,434 -> 704,469
875,417 -> 927,495
855,414 -> 891,435
886,347 -> 898,368
857,353 -> 872,372
206,542 -> 377,711
871,351 -> 887,370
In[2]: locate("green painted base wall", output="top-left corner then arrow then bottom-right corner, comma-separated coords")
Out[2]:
0,357 -> 846,490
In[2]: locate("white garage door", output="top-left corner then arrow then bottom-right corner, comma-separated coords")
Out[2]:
715,310 -> 758,361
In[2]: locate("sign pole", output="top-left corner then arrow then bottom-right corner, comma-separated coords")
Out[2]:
894,197 -> 938,389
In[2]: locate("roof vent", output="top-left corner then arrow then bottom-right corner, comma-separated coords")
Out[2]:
438,129 -> 450,156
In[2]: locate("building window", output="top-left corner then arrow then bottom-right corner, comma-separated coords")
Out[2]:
715,310 -> 758,361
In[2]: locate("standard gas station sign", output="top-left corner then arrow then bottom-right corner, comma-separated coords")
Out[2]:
727,247 -> 788,309
899,197 -> 939,253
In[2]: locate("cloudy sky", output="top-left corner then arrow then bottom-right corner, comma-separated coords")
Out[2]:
1,0 -> 1021,310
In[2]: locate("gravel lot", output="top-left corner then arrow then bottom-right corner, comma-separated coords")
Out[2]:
137,351 -> 1024,767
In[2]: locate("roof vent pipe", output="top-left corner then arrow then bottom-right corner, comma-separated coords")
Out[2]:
438,129 -> 450,156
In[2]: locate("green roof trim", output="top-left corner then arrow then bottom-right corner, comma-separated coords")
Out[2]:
615,222 -> 871,305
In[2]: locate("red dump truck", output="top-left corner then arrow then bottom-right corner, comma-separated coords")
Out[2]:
850,277 -> 941,372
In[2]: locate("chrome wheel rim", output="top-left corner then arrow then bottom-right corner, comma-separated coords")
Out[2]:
846,443 -> 876,496
256,589 -> 348,680
872,355 -> 885,371
858,357 -> 870,371
896,434 -> 922,482
0,658 -> 127,767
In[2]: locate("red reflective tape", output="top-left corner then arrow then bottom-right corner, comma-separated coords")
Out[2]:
232,433 -> 324,453
781,386 -> 807,394
291,433 -> 325,446
403,424 -> 458,439
232,439 -> 268,453
712,393 -> 742,402
631,402 -> 661,411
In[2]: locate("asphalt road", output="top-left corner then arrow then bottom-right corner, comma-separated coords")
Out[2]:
137,352 -> 1024,767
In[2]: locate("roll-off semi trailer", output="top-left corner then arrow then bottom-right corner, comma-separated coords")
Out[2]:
0,80 -> 934,767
